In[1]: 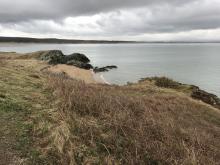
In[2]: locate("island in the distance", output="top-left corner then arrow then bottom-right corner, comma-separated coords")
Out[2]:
0,50 -> 220,164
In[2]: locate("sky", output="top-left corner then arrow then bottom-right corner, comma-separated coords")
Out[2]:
0,0 -> 220,41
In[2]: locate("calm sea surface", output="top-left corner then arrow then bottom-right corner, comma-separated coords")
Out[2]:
0,43 -> 220,96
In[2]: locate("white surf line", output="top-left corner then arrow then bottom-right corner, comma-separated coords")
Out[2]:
99,74 -> 111,85
91,70 -> 110,84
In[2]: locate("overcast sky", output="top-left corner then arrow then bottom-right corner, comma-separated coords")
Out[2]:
0,0 -> 220,41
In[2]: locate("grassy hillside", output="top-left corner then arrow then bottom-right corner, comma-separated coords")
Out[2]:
0,52 -> 220,164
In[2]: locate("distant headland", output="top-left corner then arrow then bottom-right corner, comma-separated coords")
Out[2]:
0,36 -> 137,44
0,36 -> 220,44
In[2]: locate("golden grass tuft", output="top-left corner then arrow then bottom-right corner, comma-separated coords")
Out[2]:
45,75 -> 220,165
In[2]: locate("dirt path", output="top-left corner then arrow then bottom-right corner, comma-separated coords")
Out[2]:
0,55 -> 101,164
0,104 -> 26,165
0,58 -> 51,164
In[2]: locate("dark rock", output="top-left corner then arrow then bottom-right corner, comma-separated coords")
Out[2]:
38,50 -> 117,72
191,86 -> 220,109
105,65 -> 117,69
66,60 -> 93,70
94,65 -> 117,73
39,50 -> 93,69
93,67 -> 108,73
66,53 -> 90,63
39,50 -> 65,64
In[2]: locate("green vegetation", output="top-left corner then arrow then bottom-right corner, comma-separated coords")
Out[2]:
139,77 -> 220,109
0,52 -> 220,164
150,77 -> 181,88
0,58 -> 54,164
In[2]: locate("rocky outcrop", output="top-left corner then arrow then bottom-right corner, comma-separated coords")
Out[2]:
66,60 -> 93,70
191,86 -> 220,109
65,53 -> 90,63
93,65 -> 117,73
38,50 -> 117,71
139,77 -> 220,110
39,50 -> 92,69
39,50 -> 65,64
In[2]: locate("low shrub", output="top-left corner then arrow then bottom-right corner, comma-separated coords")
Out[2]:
44,75 -> 220,164
154,77 -> 181,89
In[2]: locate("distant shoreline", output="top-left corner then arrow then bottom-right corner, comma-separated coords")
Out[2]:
0,36 -> 220,44
0,36 -> 137,44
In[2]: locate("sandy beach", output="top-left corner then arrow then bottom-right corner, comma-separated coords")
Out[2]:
0,51 -> 106,84
47,64 -> 106,84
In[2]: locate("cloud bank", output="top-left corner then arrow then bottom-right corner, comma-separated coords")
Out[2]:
0,0 -> 220,41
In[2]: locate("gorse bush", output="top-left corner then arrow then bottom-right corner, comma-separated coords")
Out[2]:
45,75 -> 220,165
154,77 -> 181,89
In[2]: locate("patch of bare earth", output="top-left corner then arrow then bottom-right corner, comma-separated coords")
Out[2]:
47,64 -> 101,83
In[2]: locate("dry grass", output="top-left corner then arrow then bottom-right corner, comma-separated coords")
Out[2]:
138,77 -> 194,95
0,50 -> 48,60
0,56 -> 68,164
47,64 -> 98,84
45,75 -> 220,165
0,52 -> 22,60
1,53 -> 219,164
16,51 -> 48,60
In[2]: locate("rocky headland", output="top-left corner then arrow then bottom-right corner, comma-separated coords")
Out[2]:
139,77 -> 220,109
22,50 -> 118,72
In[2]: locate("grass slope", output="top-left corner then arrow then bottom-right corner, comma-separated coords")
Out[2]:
46,76 -> 220,164
0,52 -> 220,165
0,57 -> 55,164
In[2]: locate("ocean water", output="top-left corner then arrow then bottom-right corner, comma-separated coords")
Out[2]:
0,43 -> 220,96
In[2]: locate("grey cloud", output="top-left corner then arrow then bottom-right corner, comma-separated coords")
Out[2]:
92,2 -> 220,35
0,0 -> 193,23
0,0 -> 220,40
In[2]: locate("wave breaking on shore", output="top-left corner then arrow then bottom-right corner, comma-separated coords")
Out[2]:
91,71 -> 110,84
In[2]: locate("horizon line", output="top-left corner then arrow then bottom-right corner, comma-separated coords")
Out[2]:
0,36 -> 220,44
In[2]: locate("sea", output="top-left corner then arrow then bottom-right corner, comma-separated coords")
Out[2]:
0,43 -> 220,97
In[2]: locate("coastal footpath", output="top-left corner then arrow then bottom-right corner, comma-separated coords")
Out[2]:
0,51 -> 220,164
